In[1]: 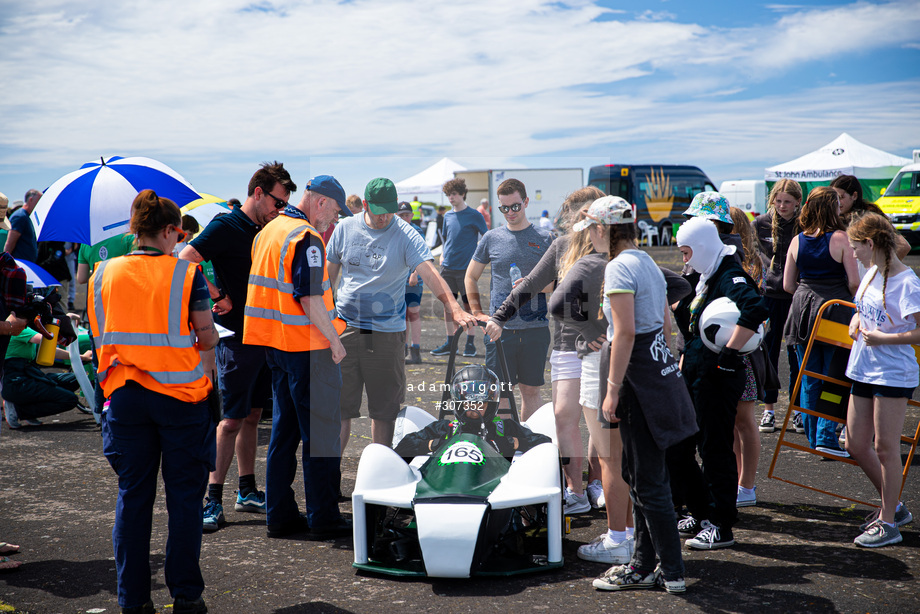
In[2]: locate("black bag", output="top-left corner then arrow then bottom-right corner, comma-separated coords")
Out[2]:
37,241 -> 71,283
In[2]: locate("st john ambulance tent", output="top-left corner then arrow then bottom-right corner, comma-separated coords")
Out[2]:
765,133 -> 910,202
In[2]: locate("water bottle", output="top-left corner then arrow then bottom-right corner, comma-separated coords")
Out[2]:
509,263 -> 522,286
35,318 -> 61,367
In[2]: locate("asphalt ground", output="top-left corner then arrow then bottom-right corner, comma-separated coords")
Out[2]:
1,246 -> 919,613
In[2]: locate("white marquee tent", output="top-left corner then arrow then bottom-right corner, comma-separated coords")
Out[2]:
395,157 -> 466,196
765,133 -> 910,202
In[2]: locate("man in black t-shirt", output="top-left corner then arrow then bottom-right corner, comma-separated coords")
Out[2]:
178,162 -> 297,533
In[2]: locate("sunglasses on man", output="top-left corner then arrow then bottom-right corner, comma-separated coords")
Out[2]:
263,190 -> 289,209
498,202 -> 523,214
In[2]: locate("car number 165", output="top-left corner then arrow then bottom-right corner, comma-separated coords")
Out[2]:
439,441 -> 484,465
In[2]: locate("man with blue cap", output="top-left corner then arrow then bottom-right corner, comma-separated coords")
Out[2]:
244,173 -> 354,539
327,177 -> 477,453
180,161 -> 298,533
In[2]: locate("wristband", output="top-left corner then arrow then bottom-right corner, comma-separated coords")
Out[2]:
607,379 -> 622,388
212,290 -> 226,303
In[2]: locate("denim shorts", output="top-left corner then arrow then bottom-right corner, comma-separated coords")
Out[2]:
850,380 -> 916,399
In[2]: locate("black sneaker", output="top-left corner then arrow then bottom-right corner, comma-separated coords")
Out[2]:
430,341 -> 452,356
267,512 -> 310,538
759,411 -> 775,433
406,345 -> 422,364
677,515 -> 699,535
462,338 -> 477,357
122,601 -> 156,614
793,412 -> 805,433
308,517 -> 352,540
174,597 -> 207,614
686,520 -> 734,550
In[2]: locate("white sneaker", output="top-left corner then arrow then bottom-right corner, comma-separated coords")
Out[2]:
578,534 -> 634,564
564,487 -> 591,515
736,485 -> 757,508
586,480 -> 606,509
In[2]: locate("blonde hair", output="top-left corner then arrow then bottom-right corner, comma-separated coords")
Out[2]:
558,203 -> 596,281
767,179 -> 802,271
729,207 -> 762,282
556,186 -> 605,235
848,212 -> 899,318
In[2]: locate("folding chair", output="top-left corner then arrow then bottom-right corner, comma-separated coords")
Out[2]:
768,299 -> 920,507
637,220 -> 657,247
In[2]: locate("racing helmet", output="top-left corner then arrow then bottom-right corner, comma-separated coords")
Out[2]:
699,296 -> 764,355
450,365 -> 501,427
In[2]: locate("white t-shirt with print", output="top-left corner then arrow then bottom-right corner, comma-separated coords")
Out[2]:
845,265 -> 920,388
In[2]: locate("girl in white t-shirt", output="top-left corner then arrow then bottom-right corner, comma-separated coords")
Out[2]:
845,213 -> 920,548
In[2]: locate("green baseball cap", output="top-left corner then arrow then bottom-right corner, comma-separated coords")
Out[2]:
364,177 -> 399,215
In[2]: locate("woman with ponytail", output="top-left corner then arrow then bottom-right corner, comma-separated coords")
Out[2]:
783,187 -> 860,456
844,213 -> 920,548
90,189 -> 218,614
752,179 -> 803,433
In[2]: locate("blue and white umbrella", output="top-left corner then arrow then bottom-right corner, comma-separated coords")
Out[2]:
14,259 -> 60,289
33,156 -> 201,245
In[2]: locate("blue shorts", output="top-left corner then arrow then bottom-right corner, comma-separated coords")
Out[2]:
215,336 -> 272,420
485,326 -> 551,387
850,380 -> 916,399
405,285 -> 423,308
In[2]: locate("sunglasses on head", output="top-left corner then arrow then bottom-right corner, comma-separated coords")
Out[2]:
263,190 -> 289,209
498,202 -> 523,214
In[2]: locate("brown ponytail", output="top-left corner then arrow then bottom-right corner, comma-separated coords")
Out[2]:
130,189 -> 181,238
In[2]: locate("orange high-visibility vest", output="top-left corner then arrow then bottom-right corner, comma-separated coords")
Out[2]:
243,213 -> 345,352
89,254 -> 212,403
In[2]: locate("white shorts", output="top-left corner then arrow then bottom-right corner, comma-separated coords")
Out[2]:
549,350 -> 581,382
579,350 -> 601,410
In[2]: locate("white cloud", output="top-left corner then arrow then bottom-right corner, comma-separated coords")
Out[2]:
0,0 -> 917,196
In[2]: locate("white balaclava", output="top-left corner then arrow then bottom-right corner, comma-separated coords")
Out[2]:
676,216 -> 736,291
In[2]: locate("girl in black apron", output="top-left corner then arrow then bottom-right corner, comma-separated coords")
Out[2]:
587,196 -> 697,594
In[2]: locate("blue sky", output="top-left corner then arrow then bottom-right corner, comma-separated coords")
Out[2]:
0,0 -> 918,206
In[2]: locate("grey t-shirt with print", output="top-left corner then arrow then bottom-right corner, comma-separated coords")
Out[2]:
326,215 -> 432,332
472,224 -> 555,330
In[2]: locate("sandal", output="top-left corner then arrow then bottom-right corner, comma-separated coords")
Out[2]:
0,556 -> 22,572
0,542 -> 20,555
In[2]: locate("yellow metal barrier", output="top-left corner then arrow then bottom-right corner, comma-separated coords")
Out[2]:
767,299 -> 920,507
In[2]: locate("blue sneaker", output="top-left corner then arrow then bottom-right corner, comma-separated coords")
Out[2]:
202,498 -> 226,533
429,341 -> 453,356
235,489 -> 267,514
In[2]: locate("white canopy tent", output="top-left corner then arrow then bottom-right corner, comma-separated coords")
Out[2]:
766,133 -> 910,181
395,157 -> 466,196
765,133 -> 910,201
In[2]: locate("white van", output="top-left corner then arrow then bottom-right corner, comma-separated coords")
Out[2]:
719,180 -> 767,218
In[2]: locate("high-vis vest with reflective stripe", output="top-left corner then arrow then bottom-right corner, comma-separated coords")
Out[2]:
88,255 -> 212,404
243,213 -> 345,351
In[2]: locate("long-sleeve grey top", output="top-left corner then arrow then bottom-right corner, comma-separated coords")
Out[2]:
549,254 -> 693,358
547,253 -> 608,358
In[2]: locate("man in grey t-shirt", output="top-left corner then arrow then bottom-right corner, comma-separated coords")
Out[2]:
327,178 -> 477,450
465,178 -> 554,421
